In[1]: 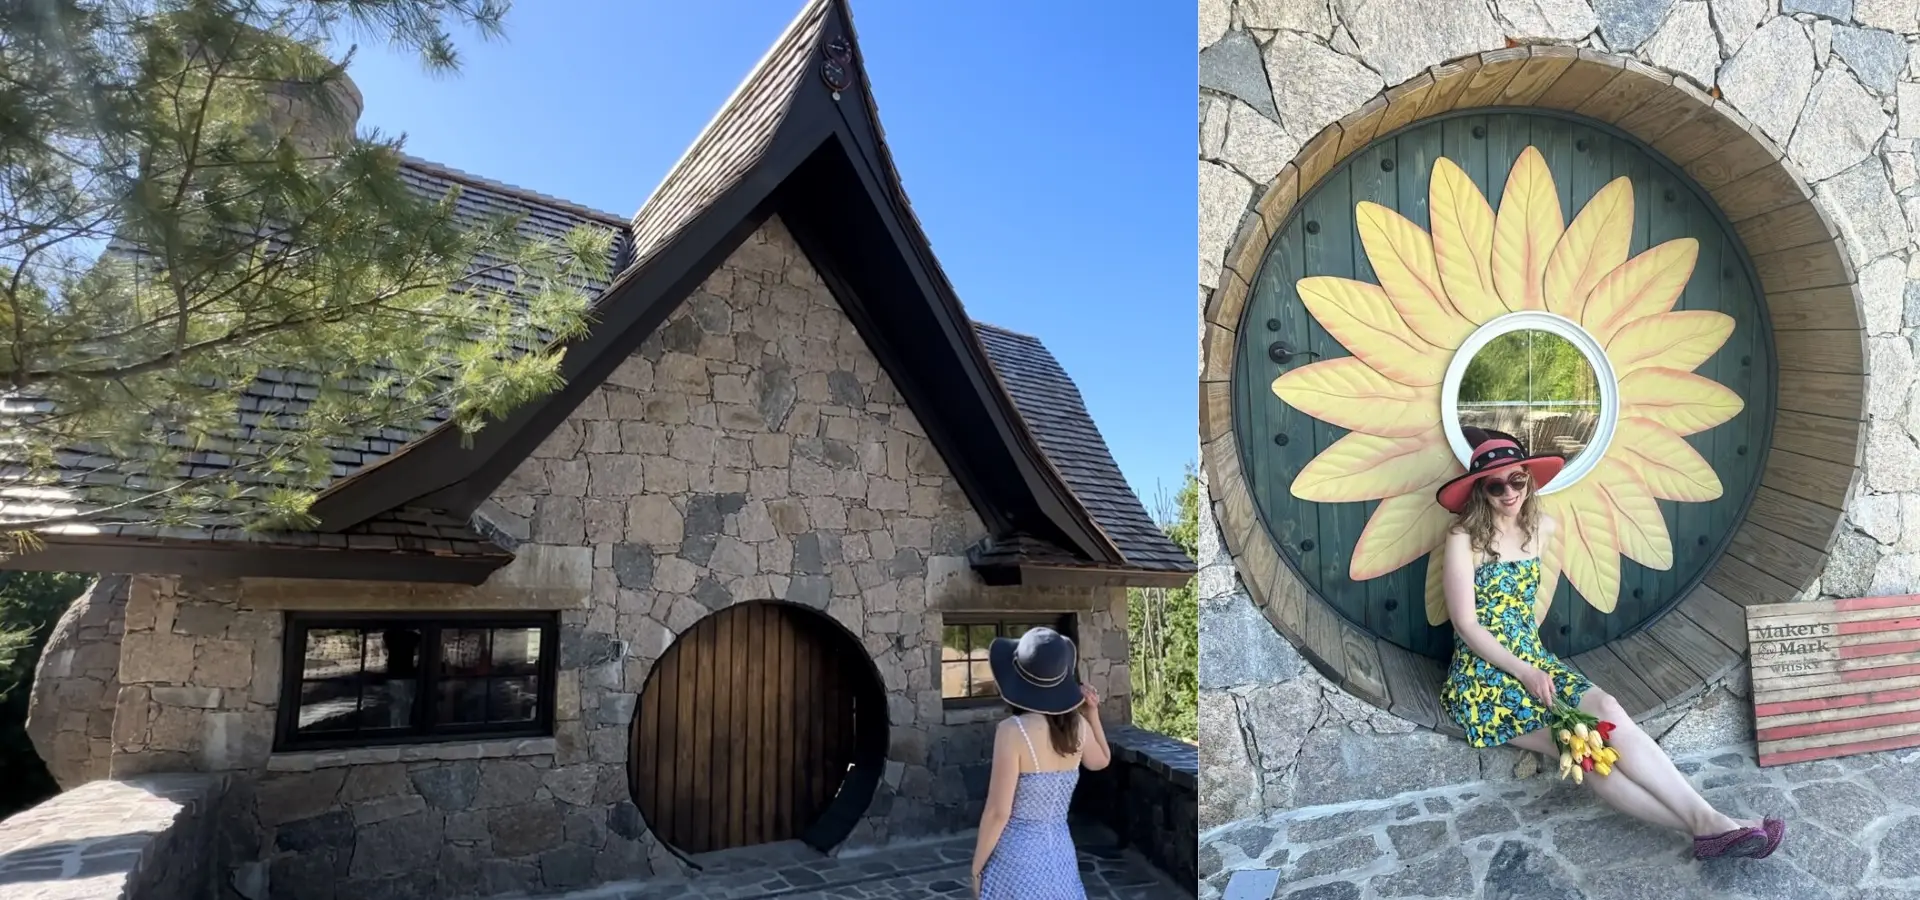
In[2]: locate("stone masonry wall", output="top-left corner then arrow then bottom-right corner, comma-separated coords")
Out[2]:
1198,0 -> 1919,829
70,215 -> 1133,900
26,574 -> 130,790
0,774 -> 229,900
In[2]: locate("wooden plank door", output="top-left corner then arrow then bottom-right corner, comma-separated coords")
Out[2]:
630,601 -> 862,853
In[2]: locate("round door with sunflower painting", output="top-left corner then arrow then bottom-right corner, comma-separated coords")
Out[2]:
1235,110 -> 1775,661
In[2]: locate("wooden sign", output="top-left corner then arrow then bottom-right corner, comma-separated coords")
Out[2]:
1748,595 -> 1920,766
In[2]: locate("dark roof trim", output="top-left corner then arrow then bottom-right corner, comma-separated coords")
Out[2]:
8,537 -> 506,584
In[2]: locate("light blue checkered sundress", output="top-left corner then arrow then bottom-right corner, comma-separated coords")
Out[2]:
978,716 -> 1088,900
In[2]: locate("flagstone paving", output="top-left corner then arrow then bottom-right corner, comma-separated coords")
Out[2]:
1202,744 -> 1920,900
549,831 -> 1188,899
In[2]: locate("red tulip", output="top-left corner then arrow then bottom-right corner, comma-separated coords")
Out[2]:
1581,756 -> 1595,772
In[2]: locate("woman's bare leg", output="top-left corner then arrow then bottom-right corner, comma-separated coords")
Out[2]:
1576,689 -> 1757,835
1508,728 -> 1691,832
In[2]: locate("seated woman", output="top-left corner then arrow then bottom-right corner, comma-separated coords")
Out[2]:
1436,427 -> 1784,860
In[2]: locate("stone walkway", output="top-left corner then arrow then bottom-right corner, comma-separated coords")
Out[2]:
553,831 -> 1188,899
1202,744 -> 1920,900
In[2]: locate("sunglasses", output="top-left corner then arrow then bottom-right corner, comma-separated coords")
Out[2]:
1482,474 -> 1530,497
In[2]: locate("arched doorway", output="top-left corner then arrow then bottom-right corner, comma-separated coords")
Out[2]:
629,600 -> 888,854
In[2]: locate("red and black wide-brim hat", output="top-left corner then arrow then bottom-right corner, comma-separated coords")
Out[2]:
1435,427 -> 1566,514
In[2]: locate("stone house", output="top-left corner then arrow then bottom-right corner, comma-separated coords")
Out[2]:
11,1 -> 1194,897
1200,0 -> 1903,832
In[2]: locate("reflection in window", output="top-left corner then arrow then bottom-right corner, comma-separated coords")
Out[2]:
1457,329 -> 1601,462
939,615 -> 1075,708
280,615 -> 555,750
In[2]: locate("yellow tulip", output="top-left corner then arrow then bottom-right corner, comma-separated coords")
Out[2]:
1558,729 -> 1573,743
1596,762 -> 1612,776
1574,722 -> 1590,739
1572,767 -> 1584,785
1589,732 -> 1606,751
1559,752 -> 1573,770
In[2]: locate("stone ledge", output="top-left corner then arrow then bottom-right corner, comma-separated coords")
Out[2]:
0,773 -> 227,900
1108,725 -> 1199,790
264,736 -> 556,771
941,704 -> 1004,726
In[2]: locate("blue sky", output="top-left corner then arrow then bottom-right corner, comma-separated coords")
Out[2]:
341,1 -> 1195,518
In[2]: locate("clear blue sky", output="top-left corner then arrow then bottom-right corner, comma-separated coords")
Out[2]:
340,1 -> 1195,517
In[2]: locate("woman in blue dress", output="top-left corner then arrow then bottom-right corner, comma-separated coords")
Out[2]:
969,626 -> 1112,898
1436,427 -> 1783,860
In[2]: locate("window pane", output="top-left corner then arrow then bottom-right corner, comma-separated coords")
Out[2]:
441,628 -> 490,676
360,679 -> 417,730
489,676 -> 540,722
941,624 -> 967,657
492,628 -> 542,676
1457,329 -> 1602,464
969,660 -> 997,698
940,661 -> 970,698
303,629 -> 362,680
435,677 -> 487,724
297,679 -> 360,732
366,627 -> 424,678
967,625 -> 996,660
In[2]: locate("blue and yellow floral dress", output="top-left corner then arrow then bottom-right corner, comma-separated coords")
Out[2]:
1439,557 -> 1592,747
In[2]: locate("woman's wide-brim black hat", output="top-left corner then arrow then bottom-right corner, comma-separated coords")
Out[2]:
988,627 -> 1084,715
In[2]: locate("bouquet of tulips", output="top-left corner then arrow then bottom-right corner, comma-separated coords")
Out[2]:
1548,704 -> 1619,784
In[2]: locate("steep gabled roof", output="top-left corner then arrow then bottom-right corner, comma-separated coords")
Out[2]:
5,0 -> 1192,586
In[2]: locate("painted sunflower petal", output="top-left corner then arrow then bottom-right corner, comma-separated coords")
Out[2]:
1356,201 -> 1476,349
1581,238 -> 1700,346
1490,146 -> 1565,312
1429,156 -> 1507,325
1271,357 -> 1440,438
1544,176 -> 1634,320
1607,310 -> 1735,377
1290,427 -> 1457,503
1541,482 -> 1621,614
1351,478 -> 1460,581
1297,276 -> 1450,386
1620,367 -> 1745,436
1424,545 -> 1451,627
1611,416 -> 1724,502
1596,455 -> 1673,571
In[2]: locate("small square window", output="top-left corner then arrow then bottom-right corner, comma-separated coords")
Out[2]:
939,614 -> 1075,708
276,613 -> 557,751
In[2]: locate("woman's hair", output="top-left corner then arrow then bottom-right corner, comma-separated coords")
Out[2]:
1009,705 -> 1083,756
1454,468 -> 1540,564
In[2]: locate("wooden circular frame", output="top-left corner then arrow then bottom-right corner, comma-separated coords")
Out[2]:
1200,47 -> 1867,729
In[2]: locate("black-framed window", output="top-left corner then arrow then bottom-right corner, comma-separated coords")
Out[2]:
276,612 -> 558,751
939,614 -> 1076,708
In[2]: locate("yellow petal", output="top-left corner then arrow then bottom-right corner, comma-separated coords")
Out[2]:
1351,479 -> 1460,581
1620,368 -> 1745,436
1607,310 -> 1735,377
1610,417 -> 1724,502
1297,276 -> 1450,387
1271,357 -> 1439,438
1541,482 -> 1620,614
1429,157 -> 1507,325
1544,176 -> 1634,320
1595,455 -> 1673,571
1491,146 -> 1565,312
1290,427 -> 1457,503
1581,238 -> 1700,345
1356,201 -> 1476,349
1424,545 -> 1450,627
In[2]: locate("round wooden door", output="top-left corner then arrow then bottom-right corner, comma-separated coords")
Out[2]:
630,601 -> 881,854
1234,109 -> 1775,660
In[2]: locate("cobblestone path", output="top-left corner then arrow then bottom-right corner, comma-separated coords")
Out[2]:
1202,745 -> 1920,900
556,832 -> 1187,899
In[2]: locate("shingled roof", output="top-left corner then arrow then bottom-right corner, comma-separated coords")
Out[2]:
4,0 -> 1192,586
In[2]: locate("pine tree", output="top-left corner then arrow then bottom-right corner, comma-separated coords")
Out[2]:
0,1 -> 609,537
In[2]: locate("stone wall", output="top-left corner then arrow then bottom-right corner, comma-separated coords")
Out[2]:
26,575 -> 130,790
1197,0 -> 1914,829
0,773 -> 229,899
67,215 -> 1134,899
1072,726 -> 1201,894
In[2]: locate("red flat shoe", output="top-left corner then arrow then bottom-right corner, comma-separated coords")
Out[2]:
1752,817 -> 1785,859
1692,826 -> 1766,860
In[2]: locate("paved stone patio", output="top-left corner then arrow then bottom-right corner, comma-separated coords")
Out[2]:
1201,744 -> 1920,900
553,830 -> 1188,899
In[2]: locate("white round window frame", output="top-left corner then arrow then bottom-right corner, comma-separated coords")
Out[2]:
1440,310 -> 1620,495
